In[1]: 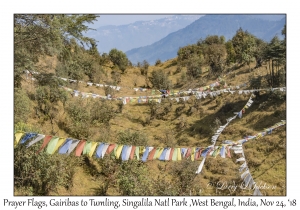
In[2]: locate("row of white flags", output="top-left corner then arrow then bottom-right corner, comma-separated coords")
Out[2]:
223,120 -> 286,196
24,70 -> 228,93
234,145 -> 263,196
60,85 -> 286,105
195,94 -> 255,175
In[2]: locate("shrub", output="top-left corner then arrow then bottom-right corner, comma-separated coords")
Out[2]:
117,161 -> 152,196
150,69 -> 172,89
14,89 -> 32,124
155,59 -> 162,66
186,55 -> 203,79
117,130 -> 148,146
140,60 -> 149,75
14,122 -> 80,195
90,100 -> 116,126
65,98 -> 92,139
108,48 -> 129,73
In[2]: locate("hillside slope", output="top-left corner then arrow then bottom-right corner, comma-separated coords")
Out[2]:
15,58 -> 286,196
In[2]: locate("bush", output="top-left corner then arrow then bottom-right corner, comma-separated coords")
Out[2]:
104,86 -> 116,97
155,59 -> 162,66
90,100 -> 116,126
150,69 -> 172,89
111,70 -> 121,84
140,60 -> 149,75
117,161 -> 152,196
117,130 -> 148,146
186,55 -> 203,79
109,48 -> 129,73
14,89 -> 32,124
65,98 -> 92,139
14,123 -> 79,195
149,100 -> 172,120
169,160 -> 199,195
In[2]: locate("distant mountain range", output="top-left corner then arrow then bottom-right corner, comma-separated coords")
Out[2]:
125,14 -> 286,64
86,15 -> 203,53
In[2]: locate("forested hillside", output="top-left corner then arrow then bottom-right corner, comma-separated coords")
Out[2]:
14,14 -> 286,196
126,14 -> 285,64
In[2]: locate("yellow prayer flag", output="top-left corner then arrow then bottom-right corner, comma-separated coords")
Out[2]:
52,138 -> 66,154
139,146 -> 145,155
14,132 -> 24,145
191,147 -> 196,161
116,145 -> 123,159
177,148 -> 182,161
88,142 -> 99,157
135,146 -> 140,160
157,148 -> 164,158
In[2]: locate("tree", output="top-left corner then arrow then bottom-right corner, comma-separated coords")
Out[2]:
108,48 -> 129,73
253,38 -> 267,68
263,35 -> 286,87
14,123 -> 79,195
150,69 -> 172,89
225,40 -> 236,64
34,75 -> 69,134
14,14 -> 98,88
14,89 -> 32,124
201,35 -> 227,75
177,44 -> 203,65
231,28 -> 257,68
140,60 -> 150,75
117,161 -> 152,196
186,55 -> 203,79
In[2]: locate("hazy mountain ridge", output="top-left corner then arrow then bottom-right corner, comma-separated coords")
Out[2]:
87,15 -> 203,53
126,14 -> 286,64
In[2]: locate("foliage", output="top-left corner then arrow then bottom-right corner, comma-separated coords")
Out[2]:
231,28 -> 257,67
169,160 -> 199,195
108,48 -> 129,73
34,75 -> 69,133
117,130 -> 148,146
111,70 -> 121,84
65,98 -> 92,139
150,69 -> 172,89
140,60 -> 150,75
14,89 -> 32,124
177,44 -> 203,64
263,33 -> 286,87
200,35 -> 227,75
90,100 -> 116,126
155,59 -> 162,66
65,98 -> 116,139
253,38 -> 267,68
186,55 -> 203,79
117,161 -> 152,196
14,121 -> 80,195
225,40 -> 236,64
148,99 -> 173,120
14,14 -> 98,88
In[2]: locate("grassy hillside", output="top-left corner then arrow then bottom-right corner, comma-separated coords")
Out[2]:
14,57 -> 286,196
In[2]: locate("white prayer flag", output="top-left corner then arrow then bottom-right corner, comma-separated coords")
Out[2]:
196,157 -> 206,174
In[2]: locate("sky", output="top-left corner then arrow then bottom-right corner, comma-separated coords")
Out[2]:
88,14 -> 175,28
87,14 -> 285,29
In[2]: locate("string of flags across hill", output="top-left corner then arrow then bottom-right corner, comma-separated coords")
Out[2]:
222,120 -> 286,196
13,120 -> 285,163
195,94 -> 254,174
60,85 -> 286,105
23,70 -> 226,93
